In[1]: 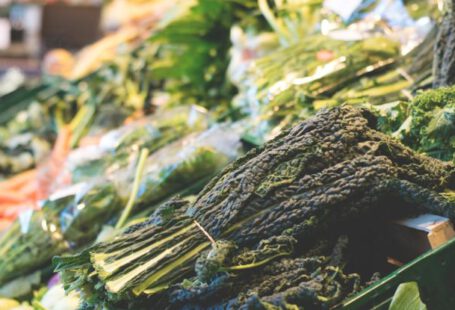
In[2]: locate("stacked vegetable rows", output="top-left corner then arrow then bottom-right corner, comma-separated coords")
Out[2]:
0,0 -> 453,309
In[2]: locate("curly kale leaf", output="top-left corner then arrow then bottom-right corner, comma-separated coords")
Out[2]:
400,86 -> 455,161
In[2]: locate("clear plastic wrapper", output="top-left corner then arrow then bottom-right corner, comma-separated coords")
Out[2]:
233,34 -> 400,145
62,105 -> 209,185
236,35 -> 399,112
322,0 -> 435,54
0,118 -> 242,295
112,122 -> 244,209
0,180 -> 122,295
57,182 -> 122,247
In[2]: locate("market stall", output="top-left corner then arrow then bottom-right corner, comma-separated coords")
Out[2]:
0,0 -> 453,309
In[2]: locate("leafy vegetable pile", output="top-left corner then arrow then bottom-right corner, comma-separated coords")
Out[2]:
371,86 -> 455,162
149,0 -> 261,111
236,35 -> 399,113
0,121 -> 240,295
0,1 -> 452,308
55,106 -> 454,309
0,103 -> 53,179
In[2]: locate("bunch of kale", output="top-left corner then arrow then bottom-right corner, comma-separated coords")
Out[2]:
56,106 -> 454,309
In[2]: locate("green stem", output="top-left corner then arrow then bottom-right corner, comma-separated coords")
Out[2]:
54,107 -> 65,132
69,104 -> 96,148
115,148 -> 150,229
258,0 -> 291,46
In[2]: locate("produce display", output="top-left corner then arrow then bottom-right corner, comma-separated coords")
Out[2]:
0,114 -> 241,295
55,106 -> 454,309
0,0 -> 454,309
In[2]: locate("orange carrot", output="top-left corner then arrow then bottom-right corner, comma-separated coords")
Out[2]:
52,126 -> 72,162
36,125 -> 72,200
0,191 -> 27,204
17,180 -> 38,200
0,169 -> 37,191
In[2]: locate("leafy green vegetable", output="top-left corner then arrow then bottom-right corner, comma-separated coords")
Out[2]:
149,0 -> 260,110
71,105 -> 209,183
134,146 -> 230,209
239,35 -> 399,110
0,210 -> 68,286
234,34 -> 401,145
389,282 -> 427,310
0,183 -> 122,287
56,106 -> 454,309
0,102 -> 54,179
395,86 -> 455,161
0,136 -> 51,180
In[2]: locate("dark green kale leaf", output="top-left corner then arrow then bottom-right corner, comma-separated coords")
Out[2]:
56,106 -> 455,309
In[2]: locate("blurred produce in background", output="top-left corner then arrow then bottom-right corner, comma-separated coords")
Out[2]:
0,0 -> 453,309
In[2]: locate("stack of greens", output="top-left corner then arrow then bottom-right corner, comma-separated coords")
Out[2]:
55,106 -> 455,309
237,20 -> 438,146
236,34 -> 402,144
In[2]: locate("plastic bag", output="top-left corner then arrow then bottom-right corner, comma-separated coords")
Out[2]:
0,207 -> 69,287
0,106 -> 214,289
62,105 -> 209,185
235,35 -> 399,134
0,177 -> 124,289
323,0 -> 434,55
112,122 -> 244,210
100,105 -> 209,152
57,181 -> 122,247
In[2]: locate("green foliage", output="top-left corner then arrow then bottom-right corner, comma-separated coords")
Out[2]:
397,86 -> 455,161
56,106 -> 454,309
389,282 -> 427,310
0,183 -> 122,287
149,0 -> 260,109
0,211 -> 68,286
366,101 -> 409,134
